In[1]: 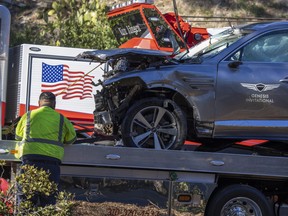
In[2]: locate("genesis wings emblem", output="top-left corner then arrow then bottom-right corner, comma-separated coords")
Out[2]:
241,83 -> 280,92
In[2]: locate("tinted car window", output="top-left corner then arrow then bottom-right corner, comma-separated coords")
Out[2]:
229,31 -> 288,62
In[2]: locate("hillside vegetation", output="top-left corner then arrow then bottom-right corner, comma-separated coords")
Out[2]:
9,0 -> 288,26
157,0 -> 288,27
157,0 -> 288,18
5,0 -> 288,47
116,0 -> 288,27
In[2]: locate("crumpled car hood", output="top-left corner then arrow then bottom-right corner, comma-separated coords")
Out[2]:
77,48 -> 172,63
77,48 -> 173,74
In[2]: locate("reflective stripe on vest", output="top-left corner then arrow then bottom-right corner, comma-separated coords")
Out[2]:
20,111 -> 64,147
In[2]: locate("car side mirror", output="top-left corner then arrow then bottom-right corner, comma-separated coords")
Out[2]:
228,61 -> 243,69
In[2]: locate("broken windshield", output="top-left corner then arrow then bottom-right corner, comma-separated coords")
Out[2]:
175,27 -> 245,61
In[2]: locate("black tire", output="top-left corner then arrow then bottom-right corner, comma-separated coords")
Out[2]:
121,98 -> 187,150
205,184 -> 274,216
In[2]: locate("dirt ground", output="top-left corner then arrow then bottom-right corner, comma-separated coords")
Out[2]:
71,201 -> 203,216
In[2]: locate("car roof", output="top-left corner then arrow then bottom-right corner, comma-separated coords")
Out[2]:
241,21 -> 288,32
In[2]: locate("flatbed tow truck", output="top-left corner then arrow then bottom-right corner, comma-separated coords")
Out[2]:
1,139 -> 288,216
1,3 -> 288,216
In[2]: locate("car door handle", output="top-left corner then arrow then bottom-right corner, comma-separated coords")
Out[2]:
280,78 -> 288,83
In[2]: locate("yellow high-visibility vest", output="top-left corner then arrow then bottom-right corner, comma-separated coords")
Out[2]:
15,106 -> 76,160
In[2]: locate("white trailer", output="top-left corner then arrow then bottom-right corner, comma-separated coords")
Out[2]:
5,44 -> 102,132
0,4 -> 11,135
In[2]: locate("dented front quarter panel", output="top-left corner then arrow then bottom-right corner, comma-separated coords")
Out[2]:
103,60 -> 217,123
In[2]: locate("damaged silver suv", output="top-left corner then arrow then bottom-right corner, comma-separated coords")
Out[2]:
78,21 -> 288,150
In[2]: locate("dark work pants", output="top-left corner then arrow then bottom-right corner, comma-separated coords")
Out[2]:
18,158 -> 60,207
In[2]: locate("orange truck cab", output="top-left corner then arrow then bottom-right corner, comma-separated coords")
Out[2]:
107,0 -> 210,52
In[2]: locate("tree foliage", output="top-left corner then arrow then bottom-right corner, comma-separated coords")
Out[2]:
10,0 -> 119,49
44,0 -> 118,49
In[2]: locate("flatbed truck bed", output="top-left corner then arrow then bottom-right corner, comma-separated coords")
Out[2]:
1,140 -> 288,215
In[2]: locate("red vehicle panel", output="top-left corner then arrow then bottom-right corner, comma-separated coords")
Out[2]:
108,1 -> 209,52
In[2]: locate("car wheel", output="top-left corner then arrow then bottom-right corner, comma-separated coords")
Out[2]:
121,98 -> 186,150
205,184 -> 274,216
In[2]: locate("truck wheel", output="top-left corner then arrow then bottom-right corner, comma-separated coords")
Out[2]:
121,98 -> 186,150
205,184 -> 274,216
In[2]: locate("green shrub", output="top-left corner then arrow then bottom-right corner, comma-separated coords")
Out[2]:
0,162 -> 74,216
10,0 -> 119,49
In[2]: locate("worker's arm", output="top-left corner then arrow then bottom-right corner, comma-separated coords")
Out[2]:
15,114 -> 27,141
63,118 -> 77,144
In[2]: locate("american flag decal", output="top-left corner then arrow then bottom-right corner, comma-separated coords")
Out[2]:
41,63 -> 94,99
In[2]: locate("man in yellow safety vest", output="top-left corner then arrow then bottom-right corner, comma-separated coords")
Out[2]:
15,91 -> 76,207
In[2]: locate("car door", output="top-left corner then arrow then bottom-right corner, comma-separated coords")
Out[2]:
214,29 -> 288,139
